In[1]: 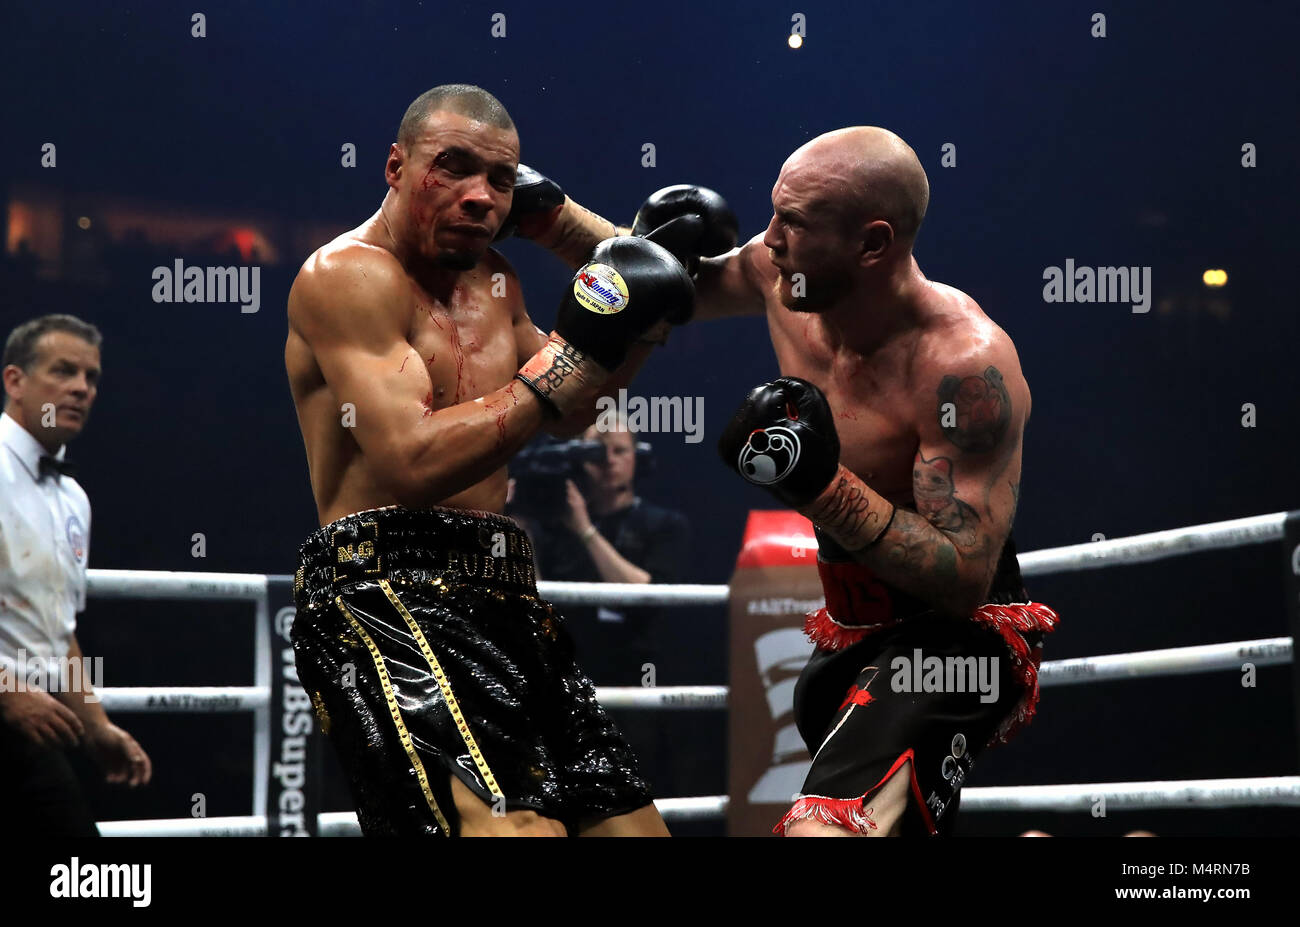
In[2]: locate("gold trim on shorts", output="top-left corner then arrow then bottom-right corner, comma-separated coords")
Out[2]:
379,579 -> 505,801
333,595 -> 452,834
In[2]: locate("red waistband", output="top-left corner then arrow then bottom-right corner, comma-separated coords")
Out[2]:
815,558 -> 899,635
806,590 -> 1060,748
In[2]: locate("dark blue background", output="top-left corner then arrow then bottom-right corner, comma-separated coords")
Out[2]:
2,0 -> 1297,836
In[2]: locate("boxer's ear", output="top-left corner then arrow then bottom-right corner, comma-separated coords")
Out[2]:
859,220 -> 894,265
385,143 -> 406,188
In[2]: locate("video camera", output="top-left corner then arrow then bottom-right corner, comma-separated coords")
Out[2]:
510,437 -> 652,519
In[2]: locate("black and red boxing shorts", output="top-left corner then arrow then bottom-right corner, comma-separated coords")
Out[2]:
291,505 -> 654,836
779,535 -> 1058,836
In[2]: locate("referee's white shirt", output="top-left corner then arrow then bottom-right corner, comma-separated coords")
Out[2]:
0,411 -> 90,679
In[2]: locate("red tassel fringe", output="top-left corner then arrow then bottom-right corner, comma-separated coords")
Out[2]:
803,601 -> 1060,747
968,602 -> 1059,745
802,607 -> 886,650
774,795 -> 878,836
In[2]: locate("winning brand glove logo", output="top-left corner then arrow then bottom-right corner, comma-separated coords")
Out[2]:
737,426 -> 801,484
573,262 -> 629,314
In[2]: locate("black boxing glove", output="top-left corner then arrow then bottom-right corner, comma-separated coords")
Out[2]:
495,164 -> 566,242
516,237 -> 694,414
718,377 -> 841,508
632,185 -> 739,274
557,237 -> 695,366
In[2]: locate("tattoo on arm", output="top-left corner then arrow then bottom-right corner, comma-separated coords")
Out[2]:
805,473 -> 891,548
913,452 -> 980,545
515,337 -> 596,415
879,510 -> 963,604
858,450 -> 998,613
854,378 -> 1017,611
937,366 -> 1011,452
528,342 -> 583,394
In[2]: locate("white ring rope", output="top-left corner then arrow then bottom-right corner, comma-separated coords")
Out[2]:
537,581 -> 729,607
1036,637 -> 1292,686
93,685 -> 732,713
962,776 -> 1300,812
95,776 -> 1300,834
93,637 -> 1293,714
592,686 -> 729,709
1017,511 -> 1287,577
97,796 -> 730,837
98,686 -> 265,712
83,510 -> 1293,608
88,570 -> 268,600
82,509 -> 1297,834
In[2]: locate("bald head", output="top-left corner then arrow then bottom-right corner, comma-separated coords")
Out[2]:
784,127 -> 929,244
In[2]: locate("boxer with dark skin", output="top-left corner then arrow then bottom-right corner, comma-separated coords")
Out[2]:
287,108 -> 633,526
285,86 -> 677,836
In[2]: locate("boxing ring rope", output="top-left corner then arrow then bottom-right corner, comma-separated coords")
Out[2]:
537,581 -> 728,607
960,776 -> 1300,812
85,508 -> 1298,834
96,795 -> 732,837
84,570 -> 276,826
94,684 -> 735,712
96,775 -> 1300,836
92,635 -> 1295,714
1017,511 -> 1286,577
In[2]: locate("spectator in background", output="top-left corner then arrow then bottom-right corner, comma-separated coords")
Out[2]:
0,314 -> 152,837
512,419 -> 690,687
510,419 -> 692,799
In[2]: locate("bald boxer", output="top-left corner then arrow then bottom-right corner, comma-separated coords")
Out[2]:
623,128 -> 1059,836
710,128 -> 1057,836
285,84 -> 700,836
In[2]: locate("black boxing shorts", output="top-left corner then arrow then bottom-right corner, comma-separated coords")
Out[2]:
291,505 -> 654,836
784,613 -> 1029,836
778,536 -> 1058,836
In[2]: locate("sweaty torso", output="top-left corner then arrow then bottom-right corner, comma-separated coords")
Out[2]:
754,257 -> 987,509
286,225 -> 526,525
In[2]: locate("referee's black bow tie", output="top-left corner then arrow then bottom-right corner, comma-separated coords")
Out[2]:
38,455 -> 76,481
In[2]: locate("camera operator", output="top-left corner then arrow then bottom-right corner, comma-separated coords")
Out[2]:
509,420 -> 689,686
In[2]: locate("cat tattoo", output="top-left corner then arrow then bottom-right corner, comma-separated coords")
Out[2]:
913,452 -> 980,536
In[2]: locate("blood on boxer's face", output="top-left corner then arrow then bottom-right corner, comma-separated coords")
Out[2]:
763,170 -> 859,313
392,110 -> 519,270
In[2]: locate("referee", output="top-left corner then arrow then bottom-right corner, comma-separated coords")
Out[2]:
0,314 -> 151,837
